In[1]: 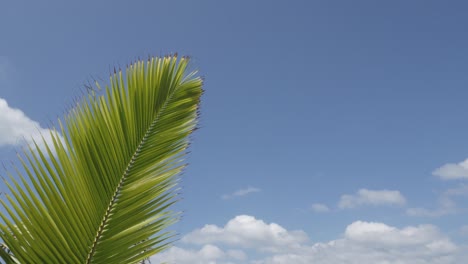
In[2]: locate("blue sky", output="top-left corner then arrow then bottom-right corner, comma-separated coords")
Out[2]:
1,1 -> 468,263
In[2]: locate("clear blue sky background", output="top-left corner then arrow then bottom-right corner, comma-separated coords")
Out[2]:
1,1 -> 468,263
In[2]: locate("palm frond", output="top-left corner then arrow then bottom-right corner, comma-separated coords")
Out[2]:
0,55 -> 202,263
0,244 -> 17,263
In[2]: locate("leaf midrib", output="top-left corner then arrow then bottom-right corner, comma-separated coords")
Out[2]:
85,83 -> 178,264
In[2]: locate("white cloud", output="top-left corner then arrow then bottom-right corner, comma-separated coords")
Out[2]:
343,221 -> 455,250
226,249 -> 247,260
222,187 -> 261,200
0,97 -> 63,154
311,203 -> 330,213
338,189 -> 406,209
254,223 -> 461,264
151,215 -> 467,264
182,215 -> 308,253
433,159 -> 468,180
149,244 -> 243,264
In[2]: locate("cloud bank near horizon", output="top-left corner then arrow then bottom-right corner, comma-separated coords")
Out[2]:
150,214 -> 467,264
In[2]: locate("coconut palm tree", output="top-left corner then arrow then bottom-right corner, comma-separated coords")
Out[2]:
0,54 -> 202,263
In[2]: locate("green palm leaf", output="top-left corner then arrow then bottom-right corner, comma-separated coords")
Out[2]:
0,55 -> 202,263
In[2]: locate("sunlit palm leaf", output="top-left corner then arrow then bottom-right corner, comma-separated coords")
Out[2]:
0,55 -> 202,263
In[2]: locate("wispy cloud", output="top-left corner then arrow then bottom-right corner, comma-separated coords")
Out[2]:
444,184 -> 468,196
222,187 -> 261,200
310,203 -> 330,213
406,184 -> 468,217
460,225 -> 468,236
433,159 -> 468,180
338,189 -> 406,209
406,197 -> 457,217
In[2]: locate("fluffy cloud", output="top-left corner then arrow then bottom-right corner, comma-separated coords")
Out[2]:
0,98 -> 62,153
182,215 -> 308,253
311,203 -> 330,213
344,221 -> 456,250
151,215 -> 466,264
222,187 -> 261,200
338,189 -> 406,209
150,244 -> 246,264
433,159 -> 468,180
